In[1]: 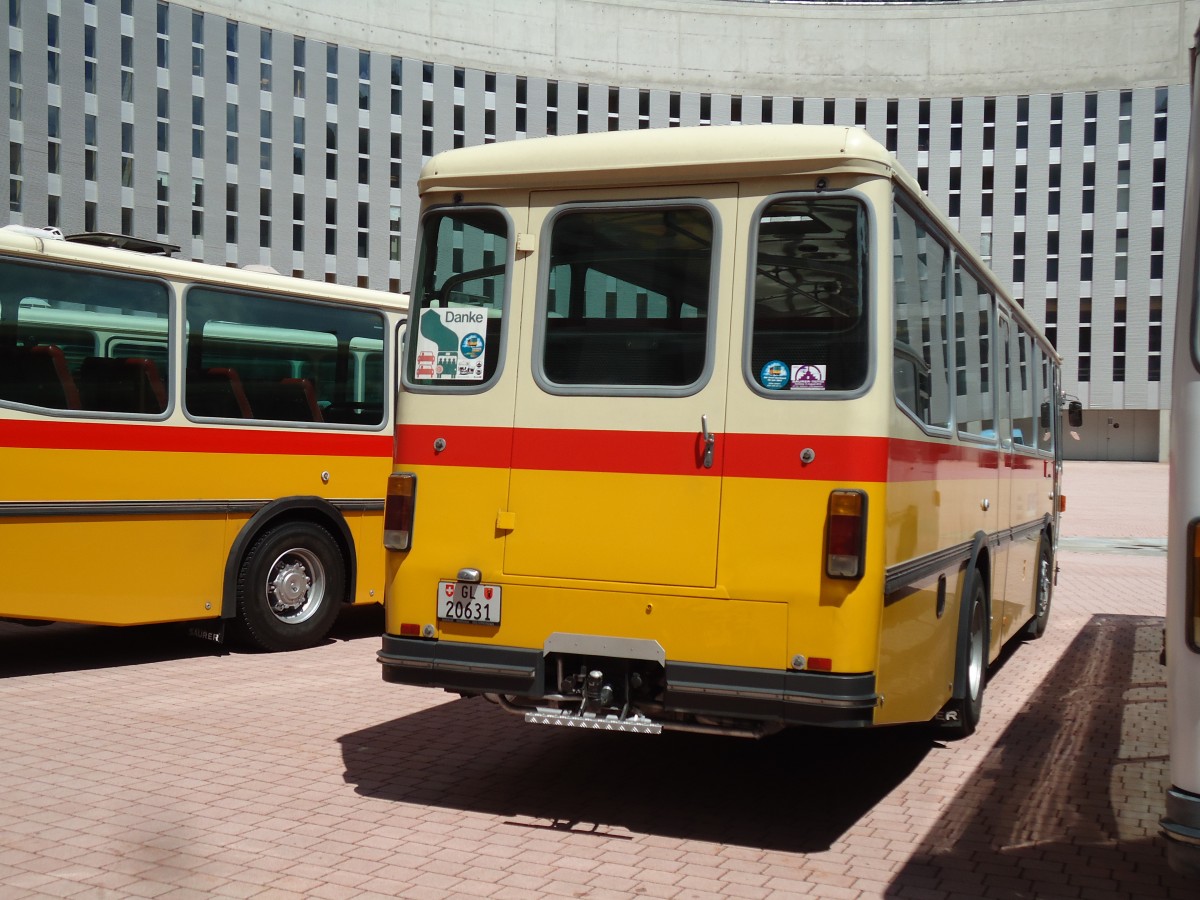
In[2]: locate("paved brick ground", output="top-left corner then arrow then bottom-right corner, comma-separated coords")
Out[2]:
0,460 -> 1192,899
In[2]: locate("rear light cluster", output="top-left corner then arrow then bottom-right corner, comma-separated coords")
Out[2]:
384,473 -> 416,551
825,489 -> 866,579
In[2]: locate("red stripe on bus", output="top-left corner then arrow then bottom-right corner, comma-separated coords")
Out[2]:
0,419 -> 393,457
394,425 -> 1038,483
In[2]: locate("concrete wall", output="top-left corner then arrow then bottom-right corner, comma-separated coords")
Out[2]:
1064,408 -> 1164,460
210,0 -> 1200,97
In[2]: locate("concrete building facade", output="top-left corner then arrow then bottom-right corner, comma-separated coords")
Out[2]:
2,0 -> 1196,459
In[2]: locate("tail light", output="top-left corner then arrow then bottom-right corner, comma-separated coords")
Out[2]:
384,473 -> 416,551
826,489 -> 867,579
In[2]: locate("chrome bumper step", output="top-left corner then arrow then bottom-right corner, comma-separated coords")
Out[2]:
524,709 -> 662,734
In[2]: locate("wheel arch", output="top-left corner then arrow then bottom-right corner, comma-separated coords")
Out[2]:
220,496 -> 356,620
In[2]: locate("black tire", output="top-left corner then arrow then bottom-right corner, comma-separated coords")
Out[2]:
937,576 -> 988,739
1023,534 -> 1053,640
233,521 -> 346,652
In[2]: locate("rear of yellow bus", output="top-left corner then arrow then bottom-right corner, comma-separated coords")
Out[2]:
379,126 -> 986,737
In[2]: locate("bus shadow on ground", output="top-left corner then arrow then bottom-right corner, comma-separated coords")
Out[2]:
340,687 -> 937,853
0,602 -> 384,677
885,614 -> 1194,899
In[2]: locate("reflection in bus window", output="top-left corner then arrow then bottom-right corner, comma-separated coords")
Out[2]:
541,205 -> 713,389
892,202 -> 951,428
954,266 -> 994,438
184,287 -> 387,425
750,197 -> 868,393
407,208 -> 508,387
0,259 -> 170,414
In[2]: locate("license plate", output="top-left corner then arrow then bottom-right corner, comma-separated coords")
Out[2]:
437,580 -> 502,624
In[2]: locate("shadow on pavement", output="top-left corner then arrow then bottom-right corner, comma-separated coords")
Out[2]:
340,688 -> 935,853
0,602 -> 384,677
886,614 -> 1193,899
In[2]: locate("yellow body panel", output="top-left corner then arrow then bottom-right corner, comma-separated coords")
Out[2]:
504,469 -> 722,587
1,444 -> 391,625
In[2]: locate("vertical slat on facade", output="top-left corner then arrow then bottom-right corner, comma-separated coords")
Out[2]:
678,89 -> 701,127
367,51 -> 391,288
20,2 -> 46,229
927,97 -> 952,220
1089,90 -> 1121,408
233,22 -> 255,268
1162,82 -> 1190,400
399,57 -> 423,288
957,97 -> 983,250
1054,91 -> 1085,382
894,98 -> 919,175
493,71 -> 516,144
991,96 -> 1017,292
648,88 -> 670,130
1125,88 -> 1157,403
526,76 -> 547,138
586,82 -> 606,133
200,13 -> 224,265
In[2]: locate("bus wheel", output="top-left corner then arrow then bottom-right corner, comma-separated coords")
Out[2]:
1023,535 -> 1054,640
938,577 -> 987,739
233,521 -> 346,652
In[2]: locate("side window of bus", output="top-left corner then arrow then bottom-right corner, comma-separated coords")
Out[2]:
749,197 -> 868,394
1010,323 -> 1036,448
0,259 -> 170,415
407,208 -> 507,387
1037,351 -> 1056,453
539,205 -> 712,390
954,266 -> 995,439
184,287 -> 387,426
892,202 -> 951,429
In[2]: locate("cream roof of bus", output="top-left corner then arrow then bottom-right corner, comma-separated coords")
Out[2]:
0,227 -> 409,314
418,124 -> 903,193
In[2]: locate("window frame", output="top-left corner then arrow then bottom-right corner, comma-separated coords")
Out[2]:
0,256 -> 175,421
890,192 -> 953,437
531,197 -> 722,398
181,282 -> 392,430
742,189 -> 875,401
401,203 -> 514,396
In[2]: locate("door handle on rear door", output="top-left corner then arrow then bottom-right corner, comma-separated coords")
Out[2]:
701,414 -> 716,469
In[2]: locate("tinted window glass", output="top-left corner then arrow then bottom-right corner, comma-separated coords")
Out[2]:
185,288 -> 386,425
954,266 -> 994,438
0,259 -> 170,414
892,202 -> 951,428
749,197 -> 868,394
540,205 -> 712,388
408,207 -> 508,387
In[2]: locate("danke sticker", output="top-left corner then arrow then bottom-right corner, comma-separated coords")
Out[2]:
790,364 -> 827,390
416,307 -> 487,380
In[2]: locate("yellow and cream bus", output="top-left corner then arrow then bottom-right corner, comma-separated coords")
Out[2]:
0,226 -> 407,651
1162,24 -> 1200,876
378,124 -> 1069,738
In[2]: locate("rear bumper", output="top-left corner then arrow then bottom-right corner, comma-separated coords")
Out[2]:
379,634 -> 879,728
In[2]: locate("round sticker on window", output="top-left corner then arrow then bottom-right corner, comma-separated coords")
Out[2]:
760,359 -> 790,390
460,332 -> 485,360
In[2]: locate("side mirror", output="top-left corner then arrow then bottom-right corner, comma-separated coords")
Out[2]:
1067,400 -> 1083,427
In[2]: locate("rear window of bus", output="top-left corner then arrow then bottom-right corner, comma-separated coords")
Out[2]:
747,196 -> 869,396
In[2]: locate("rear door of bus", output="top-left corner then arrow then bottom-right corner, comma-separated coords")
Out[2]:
503,189 -> 738,588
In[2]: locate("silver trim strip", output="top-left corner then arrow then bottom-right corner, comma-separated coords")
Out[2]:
0,499 -> 384,518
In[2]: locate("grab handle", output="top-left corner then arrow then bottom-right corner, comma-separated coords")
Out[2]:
701,414 -> 716,469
